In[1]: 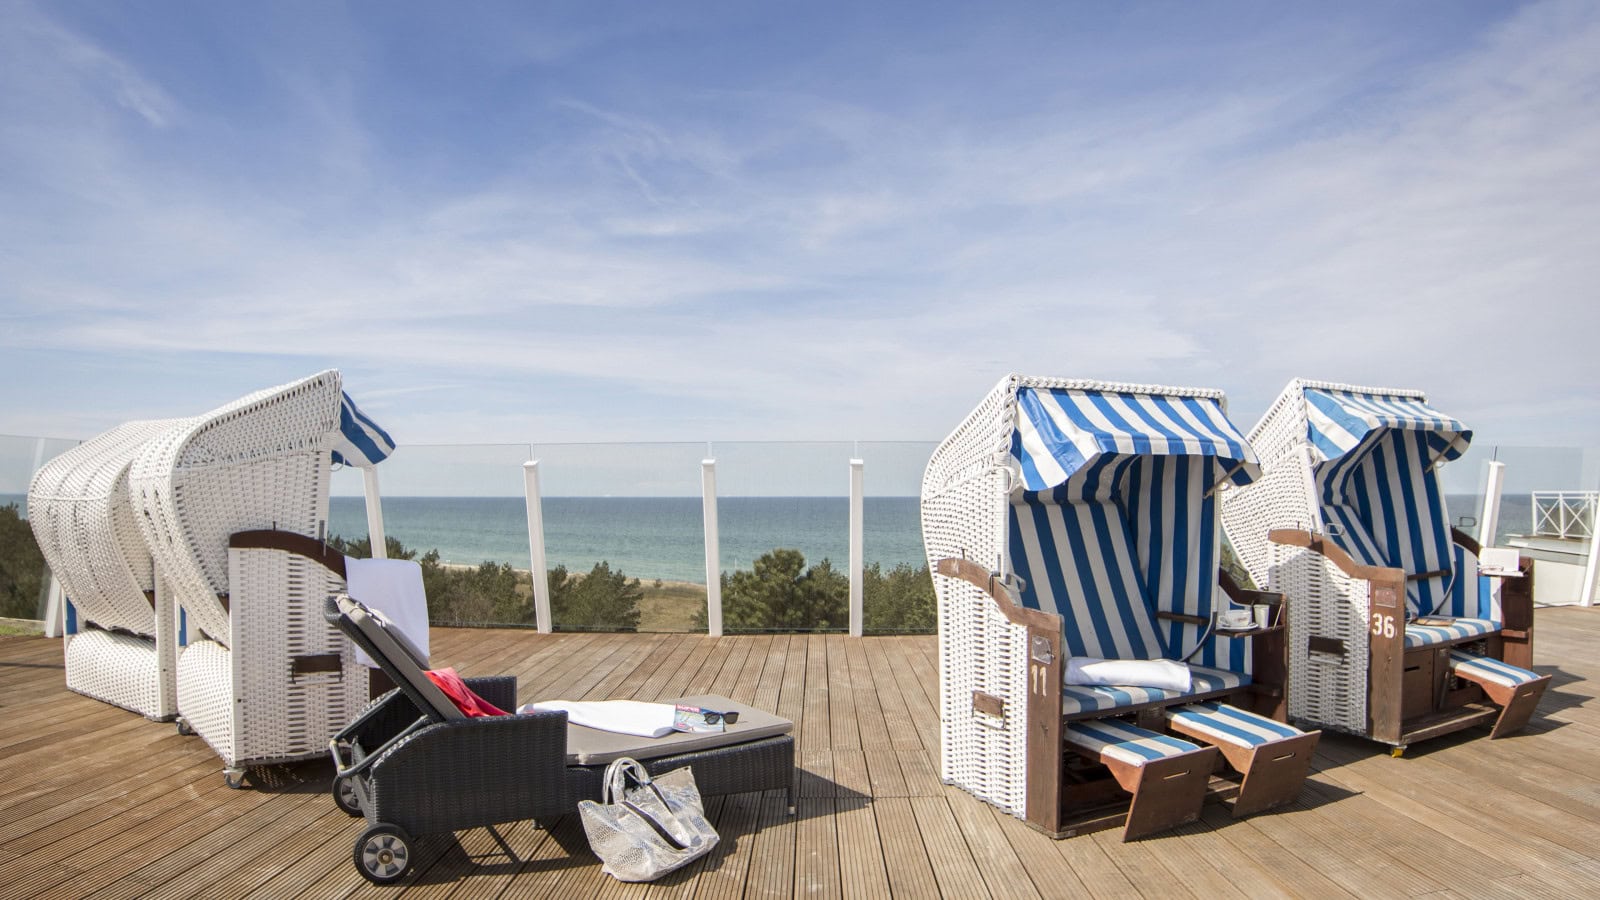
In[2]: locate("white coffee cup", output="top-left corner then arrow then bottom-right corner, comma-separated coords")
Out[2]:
1254,605 -> 1272,629
1218,609 -> 1253,630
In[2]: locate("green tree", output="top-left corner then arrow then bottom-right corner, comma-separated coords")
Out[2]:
862,562 -> 937,634
550,561 -> 643,631
327,534 -> 416,561
0,504 -> 47,619
718,549 -> 848,632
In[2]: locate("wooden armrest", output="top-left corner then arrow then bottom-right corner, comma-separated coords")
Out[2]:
1156,611 -> 1209,626
230,529 -> 347,578
933,558 -> 1060,631
1268,529 -> 1398,582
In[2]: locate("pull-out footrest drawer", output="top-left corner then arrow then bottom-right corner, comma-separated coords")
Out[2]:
1446,652 -> 1549,738
1164,702 -> 1319,817
1063,719 -> 1217,841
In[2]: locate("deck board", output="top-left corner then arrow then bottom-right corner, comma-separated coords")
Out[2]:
4,605 -> 1600,897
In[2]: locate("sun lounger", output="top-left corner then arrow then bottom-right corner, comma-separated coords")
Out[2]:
923,375 -> 1317,839
1220,379 -> 1549,752
325,593 -> 795,884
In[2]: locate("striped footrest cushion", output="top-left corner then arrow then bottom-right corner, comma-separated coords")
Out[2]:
1447,651 -> 1541,688
1064,719 -> 1202,768
1404,617 -> 1498,648
1163,702 -> 1306,748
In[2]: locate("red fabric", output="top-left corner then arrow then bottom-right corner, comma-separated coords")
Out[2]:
424,667 -> 509,717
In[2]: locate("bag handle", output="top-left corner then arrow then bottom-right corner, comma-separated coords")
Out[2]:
602,757 -> 674,810
618,799 -> 690,851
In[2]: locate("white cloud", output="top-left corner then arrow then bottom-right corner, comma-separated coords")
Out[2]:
1,1 -> 1597,458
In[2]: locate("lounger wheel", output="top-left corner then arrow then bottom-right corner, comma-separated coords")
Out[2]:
175,716 -> 194,736
222,767 -> 247,789
332,775 -> 362,816
354,823 -> 413,885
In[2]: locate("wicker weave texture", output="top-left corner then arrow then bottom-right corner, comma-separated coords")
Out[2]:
63,629 -> 166,718
177,638 -> 237,755
1268,542 -> 1369,734
130,371 -> 344,648
923,377 -> 1029,816
28,419 -> 185,637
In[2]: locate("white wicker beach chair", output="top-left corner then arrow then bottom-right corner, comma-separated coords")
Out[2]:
1219,379 -> 1547,754
923,375 -> 1317,840
127,370 -> 397,784
28,418 -> 190,719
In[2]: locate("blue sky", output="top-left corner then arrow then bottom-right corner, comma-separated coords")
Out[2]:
3,0 -> 1598,469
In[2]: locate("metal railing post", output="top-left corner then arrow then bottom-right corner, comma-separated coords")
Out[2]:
1583,495 -> 1600,608
523,461 -> 552,633
362,467 -> 387,558
849,458 -> 864,637
1478,460 -> 1506,547
702,459 -> 722,637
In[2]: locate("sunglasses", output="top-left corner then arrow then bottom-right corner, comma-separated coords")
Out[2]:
700,709 -> 740,725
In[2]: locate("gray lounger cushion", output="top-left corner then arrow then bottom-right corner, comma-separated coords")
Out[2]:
563,694 -> 792,766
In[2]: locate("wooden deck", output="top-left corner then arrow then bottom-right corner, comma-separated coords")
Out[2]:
4,607 -> 1600,899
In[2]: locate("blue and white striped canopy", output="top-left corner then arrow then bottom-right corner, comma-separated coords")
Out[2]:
331,391 -> 396,467
1303,387 -> 1472,617
1005,386 -> 1261,672
1304,388 -> 1470,466
1012,387 -> 1260,491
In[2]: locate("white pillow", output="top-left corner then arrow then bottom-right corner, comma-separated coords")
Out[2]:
1066,657 -> 1192,692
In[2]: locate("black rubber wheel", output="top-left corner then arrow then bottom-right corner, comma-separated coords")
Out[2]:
332,775 -> 362,817
354,823 -> 413,885
175,717 -> 194,736
222,768 -> 247,789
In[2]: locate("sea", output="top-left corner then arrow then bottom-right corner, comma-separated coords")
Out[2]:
331,496 -> 925,584
4,493 -> 1537,586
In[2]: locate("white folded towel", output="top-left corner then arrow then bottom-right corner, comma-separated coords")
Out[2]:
345,557 -> 429,669
1066,657 -> 1192,692
521,700 -> 678,737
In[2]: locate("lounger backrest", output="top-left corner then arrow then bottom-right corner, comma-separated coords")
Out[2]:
329,594 -> 463,722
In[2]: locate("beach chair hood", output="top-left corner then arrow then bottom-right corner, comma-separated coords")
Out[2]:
1294,383 -> 1472,617
1001,382 -> 1261,665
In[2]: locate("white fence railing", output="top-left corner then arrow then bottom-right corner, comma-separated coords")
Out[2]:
1531,491 -> 1599,540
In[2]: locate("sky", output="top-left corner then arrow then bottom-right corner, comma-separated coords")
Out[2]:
3,0 -> 1598,485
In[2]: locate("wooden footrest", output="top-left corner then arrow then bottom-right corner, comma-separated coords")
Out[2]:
1063,719 -> 1217,841
1164,702 -> 1319,817
1446,651 -> 1550,738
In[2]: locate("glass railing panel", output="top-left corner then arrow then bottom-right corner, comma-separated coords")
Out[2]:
706,441 -> 856,633
855,441 -> 937,634
1470,445 -> 1587,546
330,444 -> 538,628
0,434 -> 81,621
530,442 -> 708,632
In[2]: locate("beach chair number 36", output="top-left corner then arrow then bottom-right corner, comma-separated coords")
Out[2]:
1370,612 -> 1397,640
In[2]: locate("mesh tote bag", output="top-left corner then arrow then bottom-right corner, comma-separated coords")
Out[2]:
578,757 -> 719,881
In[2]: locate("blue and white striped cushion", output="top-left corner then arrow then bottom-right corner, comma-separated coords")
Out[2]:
1403,617 -> 1498,649
1165,701 -> 1303,748
1062,665 -> 1249,715
1447,651 -> 1540,688
1064,718 -> 1202,768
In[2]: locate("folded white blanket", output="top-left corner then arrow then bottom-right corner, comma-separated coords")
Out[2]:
521,700 -> 677,737
1065,657 -> 1192,692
